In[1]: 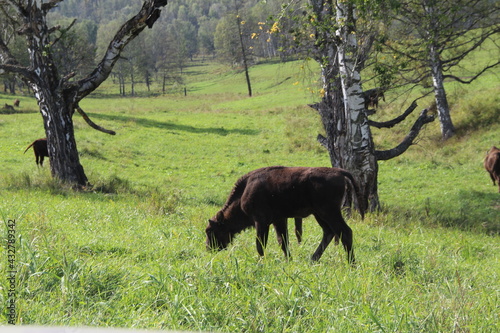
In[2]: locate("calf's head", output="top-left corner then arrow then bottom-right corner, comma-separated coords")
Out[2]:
205,218 -> 232,251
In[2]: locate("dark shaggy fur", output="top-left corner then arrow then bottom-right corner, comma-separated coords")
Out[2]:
362,88 -> 385,110
24,138 -> 49,166
206,166 -> 364,263
484,146 -> 500,192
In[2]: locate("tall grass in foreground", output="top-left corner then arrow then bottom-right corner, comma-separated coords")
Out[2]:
0,56 -> 499,331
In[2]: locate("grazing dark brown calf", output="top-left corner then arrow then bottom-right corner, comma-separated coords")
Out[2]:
24,138 -> 49,166
484,146 -> 500,192
206,166 -> 364,263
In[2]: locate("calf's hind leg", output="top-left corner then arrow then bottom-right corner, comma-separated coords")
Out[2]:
311,214 -> 337,261
273,219 -> 291,257
329,210 -> 355,264
312,211 -> 355,264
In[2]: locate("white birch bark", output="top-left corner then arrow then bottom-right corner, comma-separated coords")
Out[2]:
335,1 -> 379,210
429,44 -> 455,140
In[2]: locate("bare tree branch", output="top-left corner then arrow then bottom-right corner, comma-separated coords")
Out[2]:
375,109 -> 435,161
368,100 -> 418,129
0,35 -> 35,79
0,34 -> 15,65
76,0 -> 168,101
444,61 -> 500,84
50,19 -> 76,46
441,30 -> 500,69
75,106 -> 116,135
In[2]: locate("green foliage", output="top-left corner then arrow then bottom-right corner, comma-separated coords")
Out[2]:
0,55 -> 498,331
372,0 -> 499,90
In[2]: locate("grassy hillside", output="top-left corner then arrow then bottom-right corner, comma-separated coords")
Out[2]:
0,56 -> 498,331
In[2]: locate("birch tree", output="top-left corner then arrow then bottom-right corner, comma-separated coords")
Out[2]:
281,0 -> 435,210
0,0 -> 168,186
377,0 -> 500,140
334,0 -> 378,210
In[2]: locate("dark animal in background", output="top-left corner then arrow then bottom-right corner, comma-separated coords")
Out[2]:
484,146 -> 500,192
24,138 -> 49,167
3,103 -> 15,111
362,88 -> 385,110
206,166 -> 364,263
13,99 -> 20,107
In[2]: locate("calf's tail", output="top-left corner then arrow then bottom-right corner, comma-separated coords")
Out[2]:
24,142 -> 34,154
340,170 -> 365,219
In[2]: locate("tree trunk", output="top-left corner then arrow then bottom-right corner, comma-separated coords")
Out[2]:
130,71 -> 135,96
429,44 -> 455,140
145,71 -> 151,92
236,13 -> 252,97
24,4 -> 88,186
307,0 -> 435,212
335,1 -> 379,210
308,1 -> 380,211
1,0 -> 169,187
39,96 -> 88,186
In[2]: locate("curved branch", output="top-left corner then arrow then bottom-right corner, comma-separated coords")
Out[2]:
76,0 -> 168,101
0,37 -> 36,80
0,35 -> 16,68
0,63 -> 36,81
368,100 -> 418,129
51,19 -> 77,46
375,109 -> 435,161
75,106 -> 116,135
444,61 -> 500,84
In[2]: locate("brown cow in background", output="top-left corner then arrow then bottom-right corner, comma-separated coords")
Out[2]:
24,138 -> 49,167
362,88 -> 385,110
484,146 -> 500,192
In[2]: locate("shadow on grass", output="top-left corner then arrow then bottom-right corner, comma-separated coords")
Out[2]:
455,108 -> 500,136
87,112 -> 259,136
0,108 -> 38,115
380,190 -> 499,235
449,190 -> 500,234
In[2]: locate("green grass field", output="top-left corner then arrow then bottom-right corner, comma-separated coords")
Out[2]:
0,56 -> 499,332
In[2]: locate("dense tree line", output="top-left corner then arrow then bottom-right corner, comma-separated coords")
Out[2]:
2,0 -> 289,95
32,0 -> 289,95
2,0 -> 498,99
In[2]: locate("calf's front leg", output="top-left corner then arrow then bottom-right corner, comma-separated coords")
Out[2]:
294,218 -> 303,244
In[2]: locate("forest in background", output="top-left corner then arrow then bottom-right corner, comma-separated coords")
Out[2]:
3,0 -> 291,95
2,0 -> 498,99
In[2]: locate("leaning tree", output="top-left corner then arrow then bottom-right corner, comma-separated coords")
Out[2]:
377,0 -> 500,140
277,0 -> 435,210
0,0 -> 168,186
